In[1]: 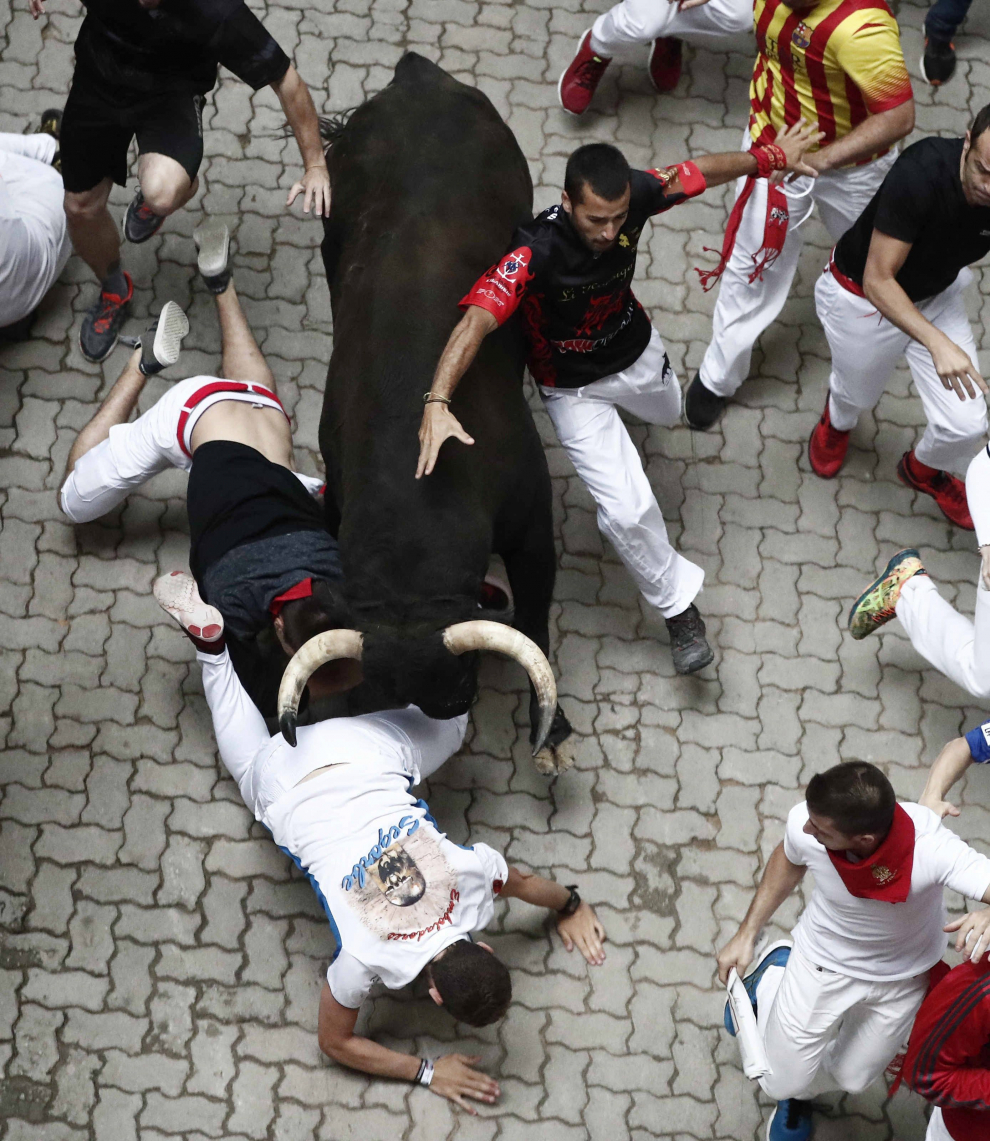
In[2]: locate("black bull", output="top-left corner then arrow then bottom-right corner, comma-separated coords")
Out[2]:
317,52 -> 574,769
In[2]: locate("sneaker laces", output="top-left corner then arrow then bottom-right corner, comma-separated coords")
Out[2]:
92,289 -> 127,335
134,200 -> 158,222
667,607 -> 703,648
572,53 -> 608,89
932,469 -> 967,509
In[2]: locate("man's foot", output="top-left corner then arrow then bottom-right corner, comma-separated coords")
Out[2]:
723,939 -> 791,1036
38,106 -> 62,170
767,1099 -> 813,1141
136,302 -> 190,376
124,190 -> 166,244
665,604 -> 714,674
897,450 -> 974,530
194,221 -> 231,294
154,571 -> 225,652
848,548 -> 926,640
558,30 -> 611,116
79,273 -> 134,363
684,374 -> 726,430
648,36 -> 682,92
921,38 -> 956,86
807,396 -> 849,479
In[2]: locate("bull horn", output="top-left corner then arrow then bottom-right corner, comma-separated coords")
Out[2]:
277,630 -> 364,746
442,620 -> 557,757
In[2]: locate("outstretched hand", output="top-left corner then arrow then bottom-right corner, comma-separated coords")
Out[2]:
416,402 -> 474,478
557,901 -> 606,965
287,164 -> 331,218
29,0 -> 46,18
773,120 -> 825,181
430,1054 -> 500,1114
946,908 -> 990,963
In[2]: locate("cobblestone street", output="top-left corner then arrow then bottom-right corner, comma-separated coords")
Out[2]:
2,0 -> 990,1137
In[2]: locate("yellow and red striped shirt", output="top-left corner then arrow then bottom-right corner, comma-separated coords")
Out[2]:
749,0 -> 912,163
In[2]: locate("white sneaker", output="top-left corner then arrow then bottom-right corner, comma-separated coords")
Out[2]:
153,571 -> 224,642
139,301 -> 189,375
194,221 -> 231,293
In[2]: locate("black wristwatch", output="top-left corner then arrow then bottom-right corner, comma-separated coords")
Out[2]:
558,884 -> 581,917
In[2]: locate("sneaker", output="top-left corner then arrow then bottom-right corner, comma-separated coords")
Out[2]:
154,571 -> 225,649
558,30 -> 611,116
648,36 -> 682,93
848,548 -> 926,640
194,220 -> 231,294
79,272 -> 133,362
124,190 -> 166,244
921,38 -> 956,86
723,939 -> 791,1036
136,302 -> 190,376
897,450 -> 974,530
38,107 -> 61,141
684,374 -> 726,431
665,604 -> 714,674
767,1099 -> 813,1141
807,396 -> 849,479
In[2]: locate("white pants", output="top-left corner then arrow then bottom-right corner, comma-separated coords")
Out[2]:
699,146 -> 897,398
540,327 -> 704,618
817,266 -> 986,476
755,945 -> 928,1102
591,0 -> 753,56
926,1108 -> 952,1141
0,132 -> 71,327
896,573 -> 990,700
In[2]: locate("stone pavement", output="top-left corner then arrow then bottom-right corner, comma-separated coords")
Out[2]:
2,0 -> 990,1138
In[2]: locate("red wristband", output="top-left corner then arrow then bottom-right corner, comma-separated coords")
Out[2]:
751,143 -> 787,178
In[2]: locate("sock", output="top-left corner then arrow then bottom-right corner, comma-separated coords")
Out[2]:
102,264 -> 128,298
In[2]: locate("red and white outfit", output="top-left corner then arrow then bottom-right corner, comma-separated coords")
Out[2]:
588,0 -> 752,61
753,801 -> 990,1102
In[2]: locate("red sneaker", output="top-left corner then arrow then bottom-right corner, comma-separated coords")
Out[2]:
897,450 -> 974,530
808,396 -> 849,479
648,36 -> 682,93
558,30 -> 610,116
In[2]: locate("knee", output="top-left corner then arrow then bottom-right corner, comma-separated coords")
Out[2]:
140,170 -> 191,216
64,191 -> 106,225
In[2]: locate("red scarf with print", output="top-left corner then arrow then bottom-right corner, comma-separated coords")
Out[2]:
697,174 -> 789,292
825,804 -> 915,903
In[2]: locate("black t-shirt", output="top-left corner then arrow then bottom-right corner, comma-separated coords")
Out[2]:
833,137 -> 990,303
74,0 -> 291,99
461,166 -> 704,388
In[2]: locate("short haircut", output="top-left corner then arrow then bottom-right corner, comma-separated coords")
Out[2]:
278,579 -> 352,652
564,143 -> 631,206
806,761 -> 896,837
971,103 -> 990,145
430,940 -> 512,1027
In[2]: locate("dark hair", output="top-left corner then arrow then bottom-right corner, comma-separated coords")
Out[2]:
429,940 -> 512,1027
279,579 -> 353,652
806,761 -> 896,837
564,143 -> 631,206
971,103 -> 990,145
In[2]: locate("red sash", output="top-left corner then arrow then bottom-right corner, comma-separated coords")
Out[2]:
825,804 -> 915,903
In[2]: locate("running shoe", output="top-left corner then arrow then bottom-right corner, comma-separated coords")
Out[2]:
848,548 -> 926,640
153,571 -> 225,648
124,190 -> 166,244
79,272 -> 134,362
723,939 -> 791,1036
767,1099 -> 813,1141
194,220 -> 231,294
684,374 -> 726,430
665,604 -> 714,674
648,36 -> 682,93
558,30 -> 611,116
921,38 -> 956,86
807,395 -> 849,479
136,302 -> 190,376
38,107 -> 62,141
897,450 -> 974,530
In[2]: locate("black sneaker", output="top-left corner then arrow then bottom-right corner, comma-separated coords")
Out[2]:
79,273 -> 134,362
921,38 -> 956,86
124,190 -> 166,244
193,221 -> 231,294
37,108 -> 62,173
684,374 -> 726,430
135,302 -> 190,376
665,604 -> 715,675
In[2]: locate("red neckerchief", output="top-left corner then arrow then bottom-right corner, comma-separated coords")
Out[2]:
269,577 -> 313,617
696,167 -> 789,292
825,804 -> 915,904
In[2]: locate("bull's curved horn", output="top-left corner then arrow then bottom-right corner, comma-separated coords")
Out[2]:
277,630 -> 364,746
442,620 -> 557,757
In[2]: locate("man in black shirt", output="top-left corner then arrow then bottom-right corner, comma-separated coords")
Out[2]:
415,128 -> 818,674
808,104 -> 990,531
30,0 -> 331,364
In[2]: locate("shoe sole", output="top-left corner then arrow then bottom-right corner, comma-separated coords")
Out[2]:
194,221 -> 230,279
558,29 -> 594,116
154,572 -> 224,641
847,548 -> 920,639
152,302 -> 190,368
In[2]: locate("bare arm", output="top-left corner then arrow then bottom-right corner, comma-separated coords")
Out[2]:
920,736 -> 974,819
501,864 -> 606,965
807,100 -> 914,173
863,230 -> 987,400
685,120 -> 822,190
271,65 -> 331,218
716,842 -> 806,983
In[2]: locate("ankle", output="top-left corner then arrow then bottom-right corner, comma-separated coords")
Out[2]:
102,263 -> 128,297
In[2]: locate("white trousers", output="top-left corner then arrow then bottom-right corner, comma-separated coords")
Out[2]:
590,0 -> 753,55
896,573 -> 990,700
540,326 -> 705,618
755,945 -> 928,1102
817,267 -> 986,476
699,146 -> 897,398
0,132 -> 71,327
926,1108 -> 952,1141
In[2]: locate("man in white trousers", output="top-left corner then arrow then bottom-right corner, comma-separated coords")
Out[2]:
152,578 -> 606,1114
717,761 -> 990,1141
556,0 -> 753,116
0,112 -> 72,340
684,0 -> 915,432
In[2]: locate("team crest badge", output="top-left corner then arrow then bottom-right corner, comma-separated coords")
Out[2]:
871,864 -> 895,885
792,22 -> 811,50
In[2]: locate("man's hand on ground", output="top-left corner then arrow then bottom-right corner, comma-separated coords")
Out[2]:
946,908 -> 990,962
430,1054 -> 500,1114
556,901 -> 606,965
716,930 -> 756,985
416,403 -> 474,478
287,164 -> 331,218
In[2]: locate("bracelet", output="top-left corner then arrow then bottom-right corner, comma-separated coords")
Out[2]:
558,884 -> 581,917
423,392 -> 451,406
414,1057 -> 435,1086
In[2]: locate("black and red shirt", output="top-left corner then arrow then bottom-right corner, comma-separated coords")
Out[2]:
460,164 -> 705,389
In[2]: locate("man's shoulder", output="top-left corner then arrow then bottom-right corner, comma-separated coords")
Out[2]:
902,801 -> 942,837
830,0 -> 901,40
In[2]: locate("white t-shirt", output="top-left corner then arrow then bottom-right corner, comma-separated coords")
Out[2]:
785,801 -> 990,981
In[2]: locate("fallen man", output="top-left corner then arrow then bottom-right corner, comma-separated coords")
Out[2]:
154,580 -> 606,1113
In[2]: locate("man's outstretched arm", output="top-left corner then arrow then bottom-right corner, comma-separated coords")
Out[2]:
501,865 -> 606,965
272,65 -> 331,218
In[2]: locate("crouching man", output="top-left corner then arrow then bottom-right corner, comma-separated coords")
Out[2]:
155,578 -> 606,1112
717,761 -> 990,1141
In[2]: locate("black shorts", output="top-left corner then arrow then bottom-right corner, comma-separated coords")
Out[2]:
60,68 -> 206,194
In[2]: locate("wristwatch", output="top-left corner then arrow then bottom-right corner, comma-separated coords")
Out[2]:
558,884 -> 581,917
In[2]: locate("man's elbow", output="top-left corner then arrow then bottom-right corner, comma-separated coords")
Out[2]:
318,1031 -> 349,1065
861,264 -> 890,308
